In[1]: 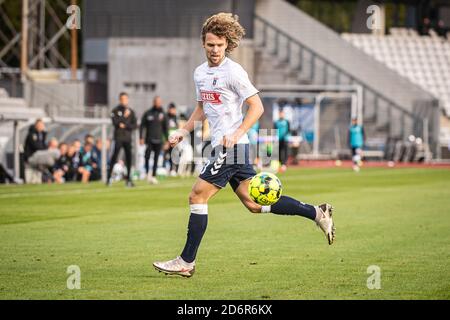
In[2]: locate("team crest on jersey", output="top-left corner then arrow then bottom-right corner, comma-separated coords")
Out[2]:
212,77 -> 218,86
200,90 -> 221,104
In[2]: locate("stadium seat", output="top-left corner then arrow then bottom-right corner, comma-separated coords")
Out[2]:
342,28 -> 450,116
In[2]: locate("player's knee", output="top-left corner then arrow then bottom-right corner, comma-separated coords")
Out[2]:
189,190 -> 205,204
188,193 -> 195,204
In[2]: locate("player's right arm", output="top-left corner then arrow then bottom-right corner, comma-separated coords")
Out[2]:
168,101 -> 206,147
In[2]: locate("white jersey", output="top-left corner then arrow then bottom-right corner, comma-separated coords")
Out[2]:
194,57 -> 259,148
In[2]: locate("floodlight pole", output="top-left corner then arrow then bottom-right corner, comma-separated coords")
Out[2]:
39,0 -> 45,69
71,0 -> 78,80
20,0 -> 29,80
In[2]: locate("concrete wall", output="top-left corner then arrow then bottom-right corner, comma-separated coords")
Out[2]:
84,0 -> 255,39
108,38 -> 204,116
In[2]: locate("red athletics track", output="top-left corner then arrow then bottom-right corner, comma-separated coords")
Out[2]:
287,160 -> 450,169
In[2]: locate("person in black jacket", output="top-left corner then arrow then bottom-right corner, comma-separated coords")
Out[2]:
24,119 -> 47,163
107,92 -> 138,187
140,96 -> 168,184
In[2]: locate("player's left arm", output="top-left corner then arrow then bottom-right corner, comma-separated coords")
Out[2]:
223,94 -> 264,148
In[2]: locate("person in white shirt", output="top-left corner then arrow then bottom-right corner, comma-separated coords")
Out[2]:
153,13 -> 335,277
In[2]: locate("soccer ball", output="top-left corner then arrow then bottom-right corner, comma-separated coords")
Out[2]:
248,172 -> 282,206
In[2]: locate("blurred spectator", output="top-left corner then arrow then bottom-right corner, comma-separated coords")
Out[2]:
436,19 -> 446,37
274,109 -> 291,172
24,119 -> 47,163
420,17 -> 431,36
65,144 -> 78,182
140,96 -> 168,184
165,103 -> 179,176
93,138 -> 110,172
73,139 -> 81,152
53,143 -> 70,184
349,118 -> 365,172
81,134 -> 95,153
78,142 -> 100,183
26,138 -> 60,183
71,139 -> 82,176
85,134 -> 94,145
107,92 -> 138,187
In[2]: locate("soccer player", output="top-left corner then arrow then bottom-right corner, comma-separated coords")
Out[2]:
274,109 -> 291,172
153,13 -> 335,277
349,118 -> 365,172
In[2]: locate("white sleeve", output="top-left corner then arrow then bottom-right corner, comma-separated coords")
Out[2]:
194,72 -> 202,102
229,66 -> 259,100
195,84 -> 202,102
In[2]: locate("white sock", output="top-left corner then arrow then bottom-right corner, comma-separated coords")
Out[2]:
179,256 -> 195,267
261,205 -> 271,213
190,204 -> 208,215
314,206 -> 323,223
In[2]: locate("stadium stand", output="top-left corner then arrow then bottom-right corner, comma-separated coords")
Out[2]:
254,0 -> 439,158
341,28 -> 450,117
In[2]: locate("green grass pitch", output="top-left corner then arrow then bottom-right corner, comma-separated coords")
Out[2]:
0,167 -> 449,299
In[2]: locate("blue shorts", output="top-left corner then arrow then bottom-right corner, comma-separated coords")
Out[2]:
199,144 -> 257,191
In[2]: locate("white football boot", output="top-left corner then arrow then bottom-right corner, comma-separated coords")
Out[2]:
153,256 -> 195,277
316,203 -> 336,245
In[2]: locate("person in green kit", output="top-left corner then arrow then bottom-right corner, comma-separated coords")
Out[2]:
274,108 -> 291,172
349,118 -> 365,172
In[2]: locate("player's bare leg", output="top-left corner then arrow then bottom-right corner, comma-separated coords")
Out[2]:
153,178 -> 220,277
234,179 -> 336,245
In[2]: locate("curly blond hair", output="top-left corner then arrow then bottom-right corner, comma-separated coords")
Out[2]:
201,13 -> 245,54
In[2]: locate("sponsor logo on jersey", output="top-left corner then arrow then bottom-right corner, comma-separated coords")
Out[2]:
200,91 -> 221,104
